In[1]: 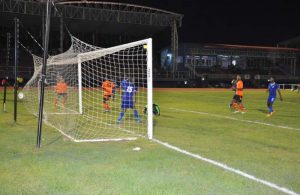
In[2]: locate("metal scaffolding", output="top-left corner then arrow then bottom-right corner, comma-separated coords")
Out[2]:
190,45 -> 299,78
0,0 -> 183,74
171,20 -> 178,73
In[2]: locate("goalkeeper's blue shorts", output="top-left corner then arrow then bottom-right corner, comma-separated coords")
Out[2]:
267,96 -> 276,103
121,100 -> 134,109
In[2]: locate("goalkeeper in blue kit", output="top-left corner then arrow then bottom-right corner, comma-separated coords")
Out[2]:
117,77 -> 141,123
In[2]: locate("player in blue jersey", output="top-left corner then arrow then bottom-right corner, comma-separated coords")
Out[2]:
117,77 -> 141,123
266,77 -> 283,117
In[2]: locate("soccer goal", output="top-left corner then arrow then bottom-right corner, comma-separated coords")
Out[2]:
22,36 -> 153,142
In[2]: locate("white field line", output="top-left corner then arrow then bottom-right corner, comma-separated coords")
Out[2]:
215,95 -> 299,104
46,113 -> 80,115
42,109 -> 298,194
170,108 -> 300,131
281,101 -> 299,105
153,138 -> 299,195
43,119 -> 138,142
44,100 -> 79,114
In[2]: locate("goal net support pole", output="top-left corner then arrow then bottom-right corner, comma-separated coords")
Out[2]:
3,33 -> 10,113
13,18 -> 19,122
37,0 -> 52,148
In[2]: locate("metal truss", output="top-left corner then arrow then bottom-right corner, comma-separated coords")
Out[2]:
1,0 -> 183,76
0,0 -> 183,27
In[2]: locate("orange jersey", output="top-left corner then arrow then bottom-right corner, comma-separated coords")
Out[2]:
102,80 -> 115,96
235,80 -> 243,96
55,82 -> 68,94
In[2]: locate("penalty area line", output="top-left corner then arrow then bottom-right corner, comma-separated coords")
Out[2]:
153,138 -> 299,195
170,108 -> 300,132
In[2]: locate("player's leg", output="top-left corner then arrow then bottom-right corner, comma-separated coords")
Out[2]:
117,108 -> 126,123
62,94 -> 67,106
232,95 -> 239,112
103,95 -> 110,112
267,101 -> 273,116
267,97 -> 275,116
238,96 -> 246,113
133,105 -> 141,123
229,94 -> 235,108
112,88 -> 116,101
118,98 -> 128,123
106,95 -> 111,110
54,94 -> 59,107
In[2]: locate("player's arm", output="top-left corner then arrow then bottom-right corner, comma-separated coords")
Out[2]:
120,82 -> 124,96
231,80 -> 236,91
134,86 -> 138,103
101,82 -> 105,90
266,86 -> 269,93
277,88 -> 283,101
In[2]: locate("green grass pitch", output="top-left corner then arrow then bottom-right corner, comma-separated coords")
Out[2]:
0,88 -> 299,194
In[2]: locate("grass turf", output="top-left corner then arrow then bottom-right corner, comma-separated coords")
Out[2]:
0,88 -> 299,194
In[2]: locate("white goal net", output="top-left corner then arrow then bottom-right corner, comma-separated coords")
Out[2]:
22,36 -> 153,142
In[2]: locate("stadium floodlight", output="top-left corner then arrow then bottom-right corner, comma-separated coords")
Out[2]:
22,36 -> 153,142
232,60 -> 237,66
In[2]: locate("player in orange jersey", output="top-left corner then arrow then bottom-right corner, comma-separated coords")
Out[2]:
102,79 -> 116,112
54,77 -> 68,107
231,75 -> 246,113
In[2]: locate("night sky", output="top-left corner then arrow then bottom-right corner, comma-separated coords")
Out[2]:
120,0 -> 300,46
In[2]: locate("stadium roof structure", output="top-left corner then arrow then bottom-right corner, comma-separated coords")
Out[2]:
0,0 -> 183,70
278,35 -> 300,49
0,0 -> 183,27
189,43 -> 300,58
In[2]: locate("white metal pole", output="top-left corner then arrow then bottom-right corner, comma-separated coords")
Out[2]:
78,57 -> 83,114
147,38 -> 153,139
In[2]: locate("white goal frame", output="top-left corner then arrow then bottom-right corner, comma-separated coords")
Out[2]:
77,38 -> 153,140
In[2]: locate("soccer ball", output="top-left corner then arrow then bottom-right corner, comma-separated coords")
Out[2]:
18,92 -> 24,100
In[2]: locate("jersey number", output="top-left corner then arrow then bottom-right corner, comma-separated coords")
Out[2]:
126,86 -> 133,93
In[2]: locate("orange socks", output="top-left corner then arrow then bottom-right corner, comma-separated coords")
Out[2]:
103,103 -> 110,110
232,102 -> 239,111
239,104 -> 245,111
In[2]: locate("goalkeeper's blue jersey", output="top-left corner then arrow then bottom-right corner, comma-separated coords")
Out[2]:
121,79 -> 137,108
268,82 -> 278,98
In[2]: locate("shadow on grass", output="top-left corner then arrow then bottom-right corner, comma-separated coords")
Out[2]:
43,134 -> 64,147
257,109 -> 268,114
161,114 -> 175,119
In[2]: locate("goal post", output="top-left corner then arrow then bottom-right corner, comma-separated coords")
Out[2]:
77,38 -> 153,141
22,36 -> 153,142
146,39 -> 153,140
77,57 -> 83,114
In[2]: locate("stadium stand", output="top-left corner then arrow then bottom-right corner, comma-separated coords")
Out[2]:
157,43 -> 300,87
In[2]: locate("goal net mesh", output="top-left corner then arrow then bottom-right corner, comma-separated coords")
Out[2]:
22,36 -> 151,142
